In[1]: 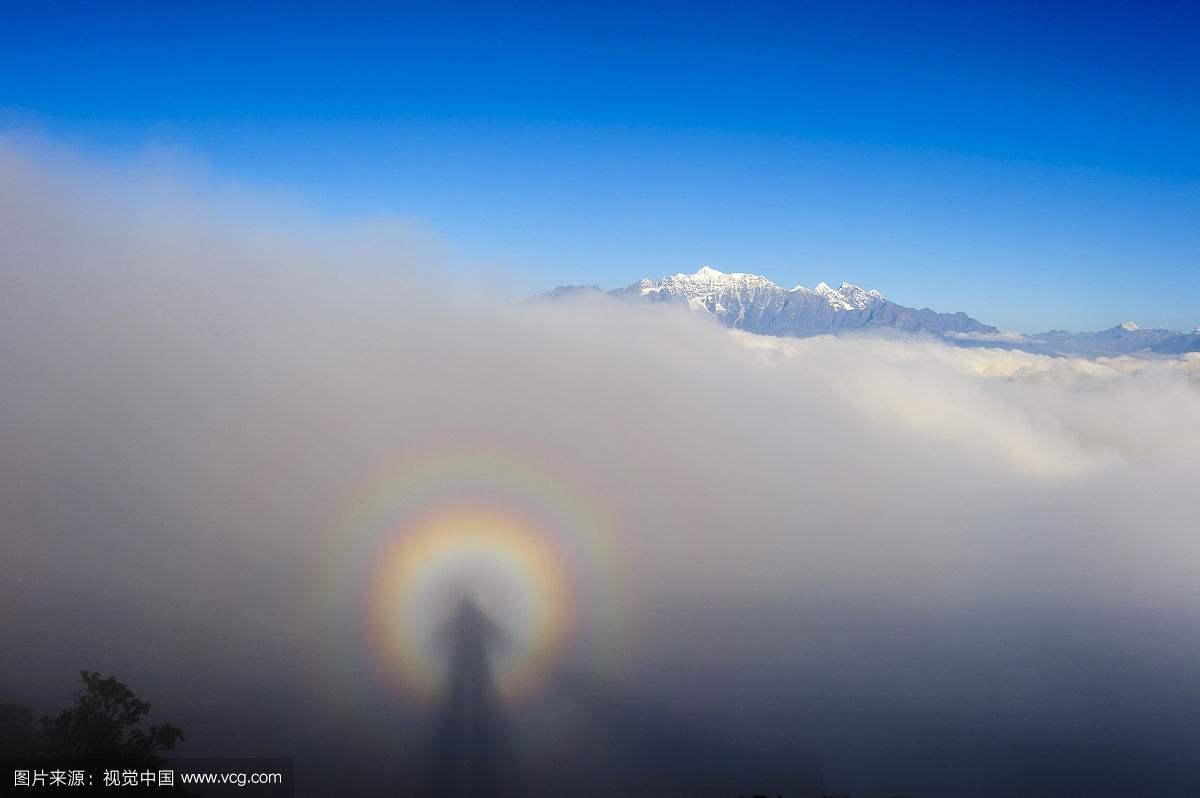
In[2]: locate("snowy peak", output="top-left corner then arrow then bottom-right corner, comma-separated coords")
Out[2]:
648,267 -> 784,317
657,267 -> 778,295
542,272 -> 1189,356
834,281 -> 883,310
596,267 -> 993,338
1029,322 -> 1198,356
662,266 -> 764,284
638,269 -> 890,317
813,281 -> 852,310
645,267 -> 887,306
812,280 -> 882,310
543,267 -> 994,338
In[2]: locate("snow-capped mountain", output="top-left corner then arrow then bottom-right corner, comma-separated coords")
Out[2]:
569,266 -> 996,339
541,267 -> 1200,356
1028,323 -> 1200,356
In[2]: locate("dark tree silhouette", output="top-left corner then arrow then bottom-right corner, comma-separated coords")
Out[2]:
0,701 -> 37,756
0,671 -> 183,763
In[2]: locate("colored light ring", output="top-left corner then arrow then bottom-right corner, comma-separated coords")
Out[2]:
312,450 -> 630,708
368,508 -> 575,702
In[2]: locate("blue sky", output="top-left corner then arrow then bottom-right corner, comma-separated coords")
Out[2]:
2,0 -> 1198,331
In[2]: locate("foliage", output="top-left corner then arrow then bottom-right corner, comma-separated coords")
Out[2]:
0,671 -> 183,762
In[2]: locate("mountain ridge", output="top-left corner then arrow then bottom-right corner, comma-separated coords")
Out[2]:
597,266 -> 997,339
541,267 -> 1200,357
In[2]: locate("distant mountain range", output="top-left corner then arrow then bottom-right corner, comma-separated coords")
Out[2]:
1020,321 -> 1200,357
543,267 -> 1200,357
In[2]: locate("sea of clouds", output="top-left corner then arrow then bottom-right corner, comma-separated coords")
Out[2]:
3,138 -> 1200,795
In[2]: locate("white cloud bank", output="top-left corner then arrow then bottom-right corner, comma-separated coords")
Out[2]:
3,139 -> 1200,790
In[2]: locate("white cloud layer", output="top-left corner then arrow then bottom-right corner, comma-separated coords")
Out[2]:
3,139 -> 1200,792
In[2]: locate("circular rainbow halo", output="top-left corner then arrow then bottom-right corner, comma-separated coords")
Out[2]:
368,506 -> 575,703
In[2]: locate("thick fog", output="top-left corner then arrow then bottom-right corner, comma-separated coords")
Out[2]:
3,140 -> 1200,796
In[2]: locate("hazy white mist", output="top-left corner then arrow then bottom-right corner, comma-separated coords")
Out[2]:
4,138 -> 1200,795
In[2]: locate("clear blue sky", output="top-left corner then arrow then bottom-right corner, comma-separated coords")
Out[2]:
2,0 -> 1198,331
